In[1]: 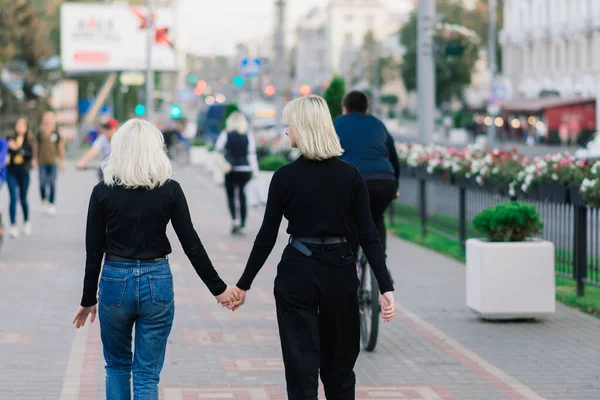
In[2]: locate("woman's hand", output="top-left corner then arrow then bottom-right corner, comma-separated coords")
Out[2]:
7,139 -> 17,151
380,292 -> 395,322
229,287 -> 247,311
72,305 -> 97,329
215,286 -> 240,308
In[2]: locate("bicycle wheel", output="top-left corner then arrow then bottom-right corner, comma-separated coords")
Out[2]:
357,248 -> 380,352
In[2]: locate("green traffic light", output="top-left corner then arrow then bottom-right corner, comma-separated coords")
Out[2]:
135,104 -> 146,116
233,76 -> 245,87
169,104 -> 182,119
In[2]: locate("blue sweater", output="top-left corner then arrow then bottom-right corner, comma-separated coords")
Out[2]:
334,113 -> 400,182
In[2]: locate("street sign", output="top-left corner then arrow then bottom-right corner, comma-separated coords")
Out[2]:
240,57 -> 261,78
120,72 -> 145,86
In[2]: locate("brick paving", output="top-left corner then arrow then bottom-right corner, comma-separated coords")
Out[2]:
0,163 -> 599,399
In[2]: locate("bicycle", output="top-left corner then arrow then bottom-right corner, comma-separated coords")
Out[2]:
356,246 -> 380,352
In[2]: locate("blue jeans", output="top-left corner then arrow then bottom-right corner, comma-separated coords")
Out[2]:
39,164 -> 58,204
98,259 -> 175,400
6,165 -> 30,225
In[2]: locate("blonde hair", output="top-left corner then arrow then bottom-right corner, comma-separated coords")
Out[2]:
283,95 -> 343,161
102,118 -> 172,189
225,111 -> 249,134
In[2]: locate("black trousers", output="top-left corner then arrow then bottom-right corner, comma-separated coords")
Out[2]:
348,179 -> 398,257
275,243 -> 360,400
224,171 -> 252,226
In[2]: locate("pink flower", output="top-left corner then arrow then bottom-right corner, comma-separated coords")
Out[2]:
560,158 -> 569,166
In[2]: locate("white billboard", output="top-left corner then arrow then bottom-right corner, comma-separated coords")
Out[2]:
61,3 -> 176,72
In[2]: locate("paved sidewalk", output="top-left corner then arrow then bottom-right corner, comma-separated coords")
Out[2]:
0,164 -> 599,399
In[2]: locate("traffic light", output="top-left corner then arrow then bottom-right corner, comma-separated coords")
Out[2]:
169,104 -> 182,119
186,73 -> 198,85
233,76 -> 245,87
264,85 -> 276,96
134,104 -> 146,116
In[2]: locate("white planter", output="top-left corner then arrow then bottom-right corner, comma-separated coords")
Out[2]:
466,238 -> 555,320
189,146 -> 209,167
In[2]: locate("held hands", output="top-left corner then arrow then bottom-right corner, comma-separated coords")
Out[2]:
72,305 -> 97,329
215,286 -> 247,312
380,291 -> 395,322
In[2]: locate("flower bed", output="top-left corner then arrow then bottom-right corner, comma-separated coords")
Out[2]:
396,143 -> 600,207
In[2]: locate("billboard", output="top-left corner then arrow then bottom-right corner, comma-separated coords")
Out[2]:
60,3 -> 176,72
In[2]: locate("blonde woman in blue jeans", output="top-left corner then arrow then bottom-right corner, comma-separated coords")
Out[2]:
72,119 -> 238,399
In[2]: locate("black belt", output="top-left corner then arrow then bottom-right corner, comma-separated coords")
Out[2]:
289,236 -> 347,257
105,254 -> 166,263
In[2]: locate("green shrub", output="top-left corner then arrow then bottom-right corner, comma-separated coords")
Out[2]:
323,76 -> 346,120
259,155 -> 289,171
472,202 -> 543,242
192,137 -> 205,147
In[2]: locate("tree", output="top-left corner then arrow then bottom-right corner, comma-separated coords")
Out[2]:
400,10 -> 481,106
323,76 -> 346,120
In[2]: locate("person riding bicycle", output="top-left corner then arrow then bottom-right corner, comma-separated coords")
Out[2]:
334,91 -> 400,260
76,118 -> 118,181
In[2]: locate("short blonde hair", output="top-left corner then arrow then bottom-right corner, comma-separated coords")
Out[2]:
102,118 -> 172,189
283,95 -> 343,161
225,111 -> 249,134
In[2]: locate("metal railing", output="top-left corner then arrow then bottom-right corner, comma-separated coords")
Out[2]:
389,175 -> 600,296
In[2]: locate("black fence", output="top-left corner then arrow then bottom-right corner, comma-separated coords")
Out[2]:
389,175 -> 600,296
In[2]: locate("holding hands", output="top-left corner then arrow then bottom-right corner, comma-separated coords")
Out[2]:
215,286 -> 247,311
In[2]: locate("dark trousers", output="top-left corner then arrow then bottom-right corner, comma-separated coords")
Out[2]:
39,163 -> 58,204
6,165 -> 30,225
275,243 -> 360,400
224,171 -> 252,226
348,179 -> 397,256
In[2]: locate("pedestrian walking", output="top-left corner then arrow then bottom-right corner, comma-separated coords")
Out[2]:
35,111 -> 65,216
0,136 -> 9,242
76,117 -> 119,181
215,112 -> 260,235
229,96 -> 395,400
6,116 -> 35,238
72,118 -> 239,400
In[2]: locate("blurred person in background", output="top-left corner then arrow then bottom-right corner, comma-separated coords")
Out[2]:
215,112 -> 259,235
0,136 -> 9,241
35,111 -> 65,216
77,118 -> 119,181
72,118 -> 239,399
334,91 -> 400,261
6,116 -> 36,238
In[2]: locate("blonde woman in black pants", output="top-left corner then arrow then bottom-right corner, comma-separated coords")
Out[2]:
228,96 -> 395,400
215,112 -> 259,235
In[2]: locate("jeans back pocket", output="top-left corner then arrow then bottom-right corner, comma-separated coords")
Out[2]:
149,275 -> 174,308
99,277 -> 127,310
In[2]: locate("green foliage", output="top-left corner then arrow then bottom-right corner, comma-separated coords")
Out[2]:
399,0 -> 493,104
192,137 -> 205,147
472,202 -> 543,242
220,103 -> 241,131
259,155 -> 288,171
380,94 -> 399,106
323,76 -> 346,120
452,111 -> 474,128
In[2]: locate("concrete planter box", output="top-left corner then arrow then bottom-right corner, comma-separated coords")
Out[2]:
189,146 -> 210,167
466,238 -> 555,320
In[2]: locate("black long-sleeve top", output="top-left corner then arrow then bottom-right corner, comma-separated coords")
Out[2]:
81,180 -> 226,307
237,156 -> 394,294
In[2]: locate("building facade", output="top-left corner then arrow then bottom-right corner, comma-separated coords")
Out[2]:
501,0 -> 600,100
294,0 -> 402,92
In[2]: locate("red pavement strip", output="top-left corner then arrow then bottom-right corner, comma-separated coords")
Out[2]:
159,385 -> 458,399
